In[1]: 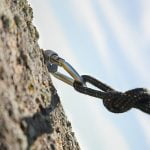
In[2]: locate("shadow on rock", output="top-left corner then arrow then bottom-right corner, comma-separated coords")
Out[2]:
21,93 -> 60,149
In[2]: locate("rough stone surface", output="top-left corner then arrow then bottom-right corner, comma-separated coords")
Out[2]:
0,0 -> 80,149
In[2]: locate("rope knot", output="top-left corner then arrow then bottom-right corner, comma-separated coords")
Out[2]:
103,91 -> 135,113
101,88 -> 150,113
73,75 -> 150,114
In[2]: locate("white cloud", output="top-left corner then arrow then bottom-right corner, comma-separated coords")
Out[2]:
87,99 -> 130,150
97,0 -> 150,82
135,112 -> 150,146
140,0 -> 150,40
70,0 -> 115,73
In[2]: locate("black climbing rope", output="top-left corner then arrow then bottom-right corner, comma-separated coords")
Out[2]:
44,50 -> 150,114
73,75 -> 150,114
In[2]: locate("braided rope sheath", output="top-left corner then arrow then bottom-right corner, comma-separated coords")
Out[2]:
73,75 -> 150,114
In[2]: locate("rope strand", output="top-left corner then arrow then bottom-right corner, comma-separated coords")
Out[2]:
73,75 -> 150,114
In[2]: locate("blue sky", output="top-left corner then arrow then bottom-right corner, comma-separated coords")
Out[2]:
28,0 -> 150,150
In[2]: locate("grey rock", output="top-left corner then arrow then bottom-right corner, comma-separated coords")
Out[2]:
0,0 -> 80,149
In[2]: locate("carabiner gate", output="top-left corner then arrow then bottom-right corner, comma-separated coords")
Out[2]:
44,50 -> 84,86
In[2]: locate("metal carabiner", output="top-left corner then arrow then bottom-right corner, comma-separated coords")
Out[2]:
44,50 -> 84,86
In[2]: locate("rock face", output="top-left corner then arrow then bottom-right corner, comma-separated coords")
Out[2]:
0,0 -> 80,149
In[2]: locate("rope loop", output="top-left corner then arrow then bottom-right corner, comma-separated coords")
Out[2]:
73,75 -> 150,114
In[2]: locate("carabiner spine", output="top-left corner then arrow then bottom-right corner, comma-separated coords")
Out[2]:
62,61 -> 83,84
52,72 -> 74,86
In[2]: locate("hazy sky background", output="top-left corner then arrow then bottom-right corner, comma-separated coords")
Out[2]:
28,1 -> 150,150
